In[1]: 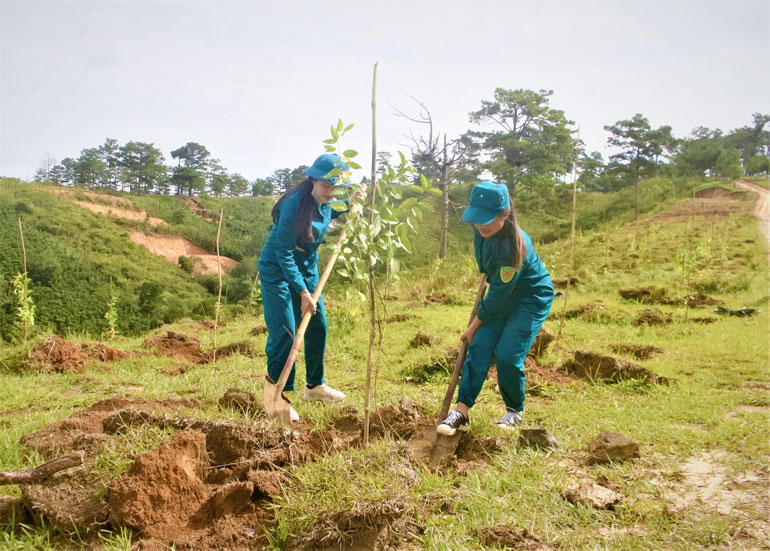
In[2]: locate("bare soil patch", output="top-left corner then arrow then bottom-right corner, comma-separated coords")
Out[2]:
636,197 -> 745,225
619,286 -> 676,305
128,231 -> 239,275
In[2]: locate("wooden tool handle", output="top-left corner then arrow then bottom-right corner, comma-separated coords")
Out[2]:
438,274 -> 488,419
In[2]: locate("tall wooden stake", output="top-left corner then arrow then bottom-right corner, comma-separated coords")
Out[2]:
558,129 -> 580,339
18,217 -> 27,274
213,208 -> 224,362
363,61 -> 378,446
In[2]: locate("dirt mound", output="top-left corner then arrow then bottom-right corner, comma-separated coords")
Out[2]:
691,316 -> 717,324
684,293 -> 723,308
619,286 -> 676,305
530,327 -> 555,358
22,397 -> 199,460
478,525 -> 557,550
24,335 -> 87,372
144,331 -> 209,364
250,325 -> 267,335
79,341 -> 131,362
633,308 -> 672,326
22,469 -> 109,533
218,389 -> 263,416
370,397 -> 428,440
560,350 -> 669,384
564,302 -> 613,322
384,313 -> 412,323
551,275 -> 579,289
109,429 -> 210,540
456,434 -> 504,462
409,331 -> 440,347
609,344 -> 663,360
144,332 -> 255,364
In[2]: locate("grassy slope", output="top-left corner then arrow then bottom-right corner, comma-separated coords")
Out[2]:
0,180 -> 766,549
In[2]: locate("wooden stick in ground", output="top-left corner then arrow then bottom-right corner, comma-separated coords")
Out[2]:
18,217 -> 27,274
363,61 -> 378,446
439,274 -> 488,420
0,453 -> 83,485
213,208 -> 224,363
557,130 -> 580,339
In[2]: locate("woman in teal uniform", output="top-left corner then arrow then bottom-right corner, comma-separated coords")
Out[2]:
258,153 -> 352,422
438,180 -> 553,435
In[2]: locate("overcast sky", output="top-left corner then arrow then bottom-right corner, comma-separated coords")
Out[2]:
1,0 -> 768,183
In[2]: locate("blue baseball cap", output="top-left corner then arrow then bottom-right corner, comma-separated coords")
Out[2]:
302,153 -> 351,188
460,181 -> 511,225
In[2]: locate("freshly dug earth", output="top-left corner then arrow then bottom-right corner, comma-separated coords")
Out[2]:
478,525 -> 558,550
560,350 -> 668,384
609,343 -> 663,360
144,331 -> 256,364
633,308 -> 673,326
619,286 -> 676,305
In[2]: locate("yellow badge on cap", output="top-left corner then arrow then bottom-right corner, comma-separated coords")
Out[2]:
500,266 -> 516,284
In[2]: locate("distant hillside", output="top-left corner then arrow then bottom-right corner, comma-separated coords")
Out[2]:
0,174 -> 709,342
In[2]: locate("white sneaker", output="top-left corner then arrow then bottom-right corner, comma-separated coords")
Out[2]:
303,383 -> 345,402
290,405 -> 299,423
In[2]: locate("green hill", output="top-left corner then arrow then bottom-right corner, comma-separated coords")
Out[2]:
1,174 -> 708,343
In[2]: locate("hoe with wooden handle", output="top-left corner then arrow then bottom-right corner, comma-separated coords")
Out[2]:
264,226 -> 349,426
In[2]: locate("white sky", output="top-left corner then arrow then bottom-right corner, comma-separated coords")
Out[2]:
1,0 -> 768,182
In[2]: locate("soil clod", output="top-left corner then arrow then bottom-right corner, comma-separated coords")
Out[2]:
519,428 -> 560,450
563,482 -> 622,509
218,389 -> 263,416
250,325 -> 267,335
409,331 -> 440,348
586,431 -> 640,465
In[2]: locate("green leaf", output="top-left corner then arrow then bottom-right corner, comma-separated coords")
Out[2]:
329,200 -> 347,212
337,119 -> 344,133
325,145 -> 336,152
323,138 -> 336,144
418,201 -> 435,212
337,269 -> 350,278
331,125 -> 339,140
427,188 -> 442,197
343,150 -> 358,158
347,161 -> 362,170
419,173 -> 429,188
344,123 -> 355,132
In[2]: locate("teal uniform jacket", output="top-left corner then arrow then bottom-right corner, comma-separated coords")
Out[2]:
259,193 -> 347,289
474,228 -> 553,322
258,190 -> 347,391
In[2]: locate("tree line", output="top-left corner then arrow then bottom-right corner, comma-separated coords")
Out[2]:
32,89 -> 769,209
33,140 -> 310,197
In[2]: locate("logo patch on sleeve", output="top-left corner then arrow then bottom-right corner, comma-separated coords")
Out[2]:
500,266 -> 516,284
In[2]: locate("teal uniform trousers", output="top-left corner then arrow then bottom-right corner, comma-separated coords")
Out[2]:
457,229 -> 553,412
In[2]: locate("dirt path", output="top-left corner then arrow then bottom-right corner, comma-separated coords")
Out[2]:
735,179 -> 770,264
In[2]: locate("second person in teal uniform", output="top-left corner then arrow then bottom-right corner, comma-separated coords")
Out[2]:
438,180 -> 554,435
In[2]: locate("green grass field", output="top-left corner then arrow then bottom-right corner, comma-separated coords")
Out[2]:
0,189 -> 767,550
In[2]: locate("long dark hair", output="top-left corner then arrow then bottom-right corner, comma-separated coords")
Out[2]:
499,206 -> 527,271
271,177 -> 317,242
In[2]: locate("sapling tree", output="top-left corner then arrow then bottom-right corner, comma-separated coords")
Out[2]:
321,120 -> 440,444
13,218 -> 34,343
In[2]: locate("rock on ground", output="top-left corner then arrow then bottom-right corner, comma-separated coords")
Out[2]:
587,431 -> 640,465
